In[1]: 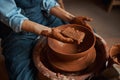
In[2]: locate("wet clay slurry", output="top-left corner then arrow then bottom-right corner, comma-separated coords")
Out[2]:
61,27 -> 85,44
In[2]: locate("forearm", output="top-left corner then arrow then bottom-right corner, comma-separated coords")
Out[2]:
21,20 -> 51,35
50,6 -> 75,22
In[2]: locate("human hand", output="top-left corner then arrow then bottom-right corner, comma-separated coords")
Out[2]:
70,16 -> 93,31
41,27 -> 73,43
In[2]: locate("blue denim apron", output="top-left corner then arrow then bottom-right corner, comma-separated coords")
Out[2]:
0,0 -> 64,80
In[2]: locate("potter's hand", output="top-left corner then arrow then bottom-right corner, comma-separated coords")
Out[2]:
70,16 -> 92,25
70,16 -> 93,31
41,28 -> 73,43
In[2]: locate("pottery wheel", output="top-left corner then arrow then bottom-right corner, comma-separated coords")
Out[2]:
33,34 -> 108,80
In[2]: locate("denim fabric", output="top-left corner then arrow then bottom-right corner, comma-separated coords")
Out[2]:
0,0 -> 65,80
0,0 -> 59,32
0,0 -> 28,32
2,32 -> 38,80
2,17 -> 64,80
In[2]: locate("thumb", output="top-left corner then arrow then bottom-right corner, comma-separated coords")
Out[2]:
82,16 -> 92,21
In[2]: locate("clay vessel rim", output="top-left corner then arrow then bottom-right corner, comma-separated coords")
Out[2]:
48,42 -> 95,56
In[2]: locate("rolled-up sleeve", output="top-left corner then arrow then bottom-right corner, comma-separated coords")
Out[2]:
0,0 -> 28,32
41,0 -> 60,14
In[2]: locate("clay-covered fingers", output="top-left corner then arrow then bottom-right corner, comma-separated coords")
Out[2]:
77,16 -> 92,25
80,16 -> 92,21
70,16 -> 92,23
70,16 -> 92,28
70,16 -> 93,31
40,28 -> 73,43
52,28 -> 74,43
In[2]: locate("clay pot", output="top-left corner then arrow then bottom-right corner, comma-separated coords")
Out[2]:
46,47 -> 96,72
33,33 -> 108,80
47,24 -> 96,72
109,44 -> 120,65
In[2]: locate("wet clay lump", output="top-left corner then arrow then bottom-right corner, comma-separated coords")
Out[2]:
61,27 -> 85,44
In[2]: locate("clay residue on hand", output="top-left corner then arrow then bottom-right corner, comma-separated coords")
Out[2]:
61,27 -> 85,44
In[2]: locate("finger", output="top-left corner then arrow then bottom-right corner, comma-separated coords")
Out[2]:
53,30 -> 74,43
81,21 -> 87,25
41,30 -> 51,37
81,16 -> 92,21
56,33 -> 74,43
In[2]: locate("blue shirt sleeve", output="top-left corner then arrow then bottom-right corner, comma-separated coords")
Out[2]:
41,0 -> 60,14
0,0 -> 28,32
